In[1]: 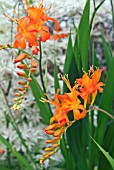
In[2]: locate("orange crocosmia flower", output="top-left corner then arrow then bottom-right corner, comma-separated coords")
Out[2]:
14,17 -> 38,49
58,86 -> 86,120
26,4 -> 59,31
76,68 -> 104,108
26,2 -> 59,42
41,89 -> 69,126
91,68 -> 104,105
59,75 -> 86,120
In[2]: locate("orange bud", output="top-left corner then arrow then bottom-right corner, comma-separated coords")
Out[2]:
15,93 -> 21,96
18,80 -> 26,85
31,59 -> 38,68
54,128 -> 63,137
28,78 -> 32,82
46,139 -> 56,144
54,136 -> 60,140
14,53 -> 27,63
21,96 -> 24,99
52,143 -> 59,148
23,90 -> 26,94
24,84 -> 29,88
45,123 -> 59,131
17,64 -> 28,69
45,130 -> 55,135
43,154 -> 49,159
48,151 -> 55,156
40,158 -> 44,164
17,72 -> 28,78
31,45 -> 39,55
30,68 -> 36,73
14,98 -> 19,102
44,147 -> 54,152
18,87 -> 24,91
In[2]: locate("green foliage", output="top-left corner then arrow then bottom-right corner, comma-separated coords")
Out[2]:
0,135 -> 33,170
30,75 -> 52,124
91,137 -> 114,169
78,0 -> 90,71
0,0 -> 114,169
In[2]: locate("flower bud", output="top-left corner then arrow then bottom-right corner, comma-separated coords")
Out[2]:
14,53 -> 27,63
52,143 -> 59,148
46,139 -> 56,144
31,60 -> 38,68
44,123 -> 59,131
40,158 -> 44,164
18,80 -> 26,85
45,130 -> 55,135
30,68 -> 36,73
17,64 -> 28,69
18,87 -> 24,91
54,128 -> 63,137
23,90 -> 26,94
28,78 -> 32,82
17,72 -> 28,78
31,45 -> 39,55
24,84 -> 29,88
44,147 -> 54,152
15,93 -> 21,96
14,98 -> 19,102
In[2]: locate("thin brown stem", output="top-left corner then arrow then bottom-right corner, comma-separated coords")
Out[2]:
87,106 -> 114,120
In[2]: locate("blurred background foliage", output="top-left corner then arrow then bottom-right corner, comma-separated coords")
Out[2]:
0,0 -> 114,169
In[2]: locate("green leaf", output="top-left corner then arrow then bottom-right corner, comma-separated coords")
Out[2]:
91,137 -> 114,169
99,122 -> 114,170
60,136 -> 76,170
63,34 -> 74,91
74,36 -> 82,76
96,57 -> 114,143
30,75 -> 52,124
63,34 -> 73,75
0,135 -> 33,170
67,121 -> 88,170
78,0 -> 90,71
101,30 -> 112,67
93,57 -> 114,166
92,42 -> 99,67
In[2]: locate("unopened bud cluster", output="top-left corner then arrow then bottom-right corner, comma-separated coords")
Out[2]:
12,53 -> 38,110
40,122 -> 66,164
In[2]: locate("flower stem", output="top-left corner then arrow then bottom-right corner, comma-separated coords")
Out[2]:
90,0 -> 105,34
87,106 -> 114,120
39,40 -> 46,93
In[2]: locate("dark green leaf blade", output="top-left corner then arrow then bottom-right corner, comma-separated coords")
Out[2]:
30,75 -> 52,124
91,137 -> 114,170
78,0 -> 90,71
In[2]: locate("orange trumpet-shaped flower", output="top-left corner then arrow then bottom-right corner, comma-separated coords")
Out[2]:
26,2 -> 59,42
41,89 -> 69,126
26,3 -> 59,31
14,17 -> 38,49
76,68 -> 104,108
59,76 -> 86,120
